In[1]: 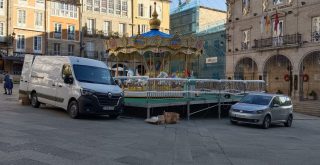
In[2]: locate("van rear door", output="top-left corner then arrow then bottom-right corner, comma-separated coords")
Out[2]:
19,55 -> 34,99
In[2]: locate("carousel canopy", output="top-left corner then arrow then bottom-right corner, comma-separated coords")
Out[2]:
106,2 -> 204,57
140,29 -> 172,38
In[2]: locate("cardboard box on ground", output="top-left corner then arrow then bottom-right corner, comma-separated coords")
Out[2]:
145,112 -> 180,125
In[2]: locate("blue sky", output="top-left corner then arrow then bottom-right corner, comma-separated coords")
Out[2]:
171,0 -> 227,11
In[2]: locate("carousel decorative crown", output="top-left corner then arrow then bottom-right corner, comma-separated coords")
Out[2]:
149,2 -> 161,30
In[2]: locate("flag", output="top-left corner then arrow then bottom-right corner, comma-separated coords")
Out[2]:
265,15 -> 271,33
274,11 -> 279,32
261,15 -> 265,33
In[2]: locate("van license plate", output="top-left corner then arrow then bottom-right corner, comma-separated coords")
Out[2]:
103,106 -> 114,110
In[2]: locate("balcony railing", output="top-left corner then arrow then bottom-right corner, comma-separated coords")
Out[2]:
68,33 -> 75,40
312,31 -> 320,42
54,32 -> 62,39
241,42 -> 250,50
253,33 -> 302,50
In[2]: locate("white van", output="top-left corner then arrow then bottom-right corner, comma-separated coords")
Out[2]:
19,55 -> 124,119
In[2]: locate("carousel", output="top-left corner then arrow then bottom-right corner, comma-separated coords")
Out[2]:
106,2 -> 204,79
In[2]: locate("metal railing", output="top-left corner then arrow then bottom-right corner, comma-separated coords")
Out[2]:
253,33 -> 301,49
311,31 -> 320,42
114,76 -> 266,119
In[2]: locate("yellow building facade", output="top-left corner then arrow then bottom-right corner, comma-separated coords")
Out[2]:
47,0 -> 80,56
7,0 -> 46,74
132,0 -> 170,34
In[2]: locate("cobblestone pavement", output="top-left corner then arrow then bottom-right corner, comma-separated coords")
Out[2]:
0,86 -> 320,165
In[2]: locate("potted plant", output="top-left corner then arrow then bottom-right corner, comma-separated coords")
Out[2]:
309,90 -> 318,100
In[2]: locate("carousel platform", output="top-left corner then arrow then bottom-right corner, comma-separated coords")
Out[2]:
123,92 -> 245,119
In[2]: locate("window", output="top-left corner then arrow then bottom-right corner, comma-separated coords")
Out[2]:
149,5 -> 152,18
94,0 -> 100,12
115,0 -> 121,15
54,23 -> 62,39
51,1 -> 78,18
103,21 -> 111,36
62,64 -> 72,79
86,42 -> 95,57
138,4 -> 143,17
0,0 -> 4,9
241,29 -> 250,50
36,0 -> 44,4
119,23 -> 125,36
18,10 -> 26,26
36,0 -> 45,7
34,36 -> 42,53
101,0 -> 108,13
68,45 -> 74,56
35,12 -> 43,27
122,1 -> 128,17
87,19 -> 94,35
16,35 -> 25,51
87,0 -> 93,10
242,0 -> 250,16
54,43 -> 61,55
68,25 -> 75,40
141,24 -> 147,33
273,0 -> 284,5
312,17 -> 320,42
0,22 -> 3,36
108,0 -> 114,14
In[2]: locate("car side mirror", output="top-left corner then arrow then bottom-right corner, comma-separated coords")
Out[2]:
273,104 -> 280,108
64,77 -> 74,84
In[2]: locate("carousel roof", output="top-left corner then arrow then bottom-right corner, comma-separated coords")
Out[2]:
106,2 -> 204,56
140,29 -> 172,38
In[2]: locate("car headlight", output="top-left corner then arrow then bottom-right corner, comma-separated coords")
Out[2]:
256,110 -> 264,114
80,88 -> 95,96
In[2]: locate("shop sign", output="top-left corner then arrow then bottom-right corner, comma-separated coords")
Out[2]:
206,57 -> 218,64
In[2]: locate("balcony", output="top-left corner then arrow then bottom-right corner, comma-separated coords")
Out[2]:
253,33 -> 302,50
311,31 -> 320,42
68,33 -> 75,40
54,32 -> 62,39
241,42 -> 250,50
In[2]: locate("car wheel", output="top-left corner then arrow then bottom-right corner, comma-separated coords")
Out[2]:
31,92 -> 40,108
68,101 -> 80,119
284,115 -> 293,127
262,115 -> 271,129
230,119 -> 237,125
109,114 -> 119,119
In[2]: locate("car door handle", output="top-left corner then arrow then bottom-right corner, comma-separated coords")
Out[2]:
58,85 -> 63,87
25,81 -> 28,82
52,84 -> 56,87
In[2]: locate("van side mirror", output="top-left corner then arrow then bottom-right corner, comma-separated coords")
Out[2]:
64,77 -> 74,84
114,79 -> 121,86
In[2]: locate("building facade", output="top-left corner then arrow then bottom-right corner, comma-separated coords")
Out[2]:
170,3 -> 226,78
81,0 -> 132,60
47,0 -> 81,56
6,0 -> 47,74
133,0 -> 170,34
0,0 -> 9,72
226,0 -> 320,100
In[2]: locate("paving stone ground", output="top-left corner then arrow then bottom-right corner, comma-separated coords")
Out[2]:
0,85 -> 320,165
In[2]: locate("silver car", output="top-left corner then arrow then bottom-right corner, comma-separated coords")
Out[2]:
229,93 -> 293,129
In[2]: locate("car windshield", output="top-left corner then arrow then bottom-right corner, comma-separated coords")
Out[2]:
239,94 -> 272,106
73,65 -> 114,85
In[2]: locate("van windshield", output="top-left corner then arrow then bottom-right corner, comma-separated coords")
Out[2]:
73,65 -> 114,85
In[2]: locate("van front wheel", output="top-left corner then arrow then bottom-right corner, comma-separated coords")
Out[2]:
68,101 -> 80,119
31,93 -> 40,108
